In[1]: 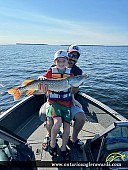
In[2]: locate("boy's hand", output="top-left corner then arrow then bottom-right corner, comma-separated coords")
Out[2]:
38,76 -> 48,93
38,83 -> 48,93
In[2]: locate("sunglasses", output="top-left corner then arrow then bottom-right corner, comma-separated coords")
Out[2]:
68,58 -> 77,63
68,53 -> 79,59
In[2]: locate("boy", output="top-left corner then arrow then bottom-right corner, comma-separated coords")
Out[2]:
41,45 -> 85,153
41,50 -> 78,161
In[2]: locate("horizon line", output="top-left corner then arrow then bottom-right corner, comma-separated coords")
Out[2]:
0,43 -> 128,47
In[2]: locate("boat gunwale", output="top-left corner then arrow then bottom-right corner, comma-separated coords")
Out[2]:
0,96 -> 34,121
79,91 -> 128,121
1,92 -> 127,124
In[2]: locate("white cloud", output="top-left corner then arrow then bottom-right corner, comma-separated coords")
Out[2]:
0,7 -> 128,45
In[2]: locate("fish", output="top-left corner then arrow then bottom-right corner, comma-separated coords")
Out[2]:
8,74 -> 88,101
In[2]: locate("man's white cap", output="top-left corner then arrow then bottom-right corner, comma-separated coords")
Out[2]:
67,45 -> 81,56
54,50 -> 68,61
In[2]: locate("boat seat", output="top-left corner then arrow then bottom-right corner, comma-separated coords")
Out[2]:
0,139 -> 4,145
105,142 -> 128,151
0,139 -> 8,149
104,126 -> 128,151
0,149 -> 9,161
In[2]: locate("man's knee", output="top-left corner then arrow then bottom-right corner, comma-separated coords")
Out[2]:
74,112 -> 86,124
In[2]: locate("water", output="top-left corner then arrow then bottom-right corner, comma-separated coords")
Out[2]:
0,45 -> 128,118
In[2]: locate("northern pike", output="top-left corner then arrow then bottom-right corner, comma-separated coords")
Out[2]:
8,74 -> 88,100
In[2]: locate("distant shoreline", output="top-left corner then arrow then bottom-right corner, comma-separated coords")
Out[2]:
0,43 -> 125,47
16,43 -> 48,45
15,43 -> 128,47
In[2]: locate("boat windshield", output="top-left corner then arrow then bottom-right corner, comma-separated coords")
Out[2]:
106,125 -> 128,145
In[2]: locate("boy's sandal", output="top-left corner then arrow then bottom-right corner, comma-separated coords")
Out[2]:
67,136 -> 75,147
49,146 -> 58,157
42,136 -> 51,151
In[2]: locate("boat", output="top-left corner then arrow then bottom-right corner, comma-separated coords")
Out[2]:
0,91 -> 128,170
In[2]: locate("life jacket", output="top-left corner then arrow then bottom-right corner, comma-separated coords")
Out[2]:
48,66 -> 72,101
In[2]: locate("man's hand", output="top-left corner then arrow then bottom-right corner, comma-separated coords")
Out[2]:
72,99 -> 82,108
71,87 -> 79,94
38,76 -> 46,80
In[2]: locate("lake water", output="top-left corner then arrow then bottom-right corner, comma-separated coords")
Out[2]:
0,45 -> 128,118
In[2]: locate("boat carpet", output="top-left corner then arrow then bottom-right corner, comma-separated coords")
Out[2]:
15,112 -> 105,170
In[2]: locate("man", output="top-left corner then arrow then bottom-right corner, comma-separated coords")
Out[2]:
39,45 -> 86,151
66,45 -> 86,149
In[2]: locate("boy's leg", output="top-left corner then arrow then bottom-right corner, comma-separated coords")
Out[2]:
61,121 -> 70,151
45,104 -> 54,137
61,105 -> 71,151
50,117 -> 62,148
46,117 -> 53,137
42,104 -> 53,150
49,103 -> 62,148
61,105 -> 70,161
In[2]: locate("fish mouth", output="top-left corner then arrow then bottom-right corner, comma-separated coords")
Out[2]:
71,75 -> 88,87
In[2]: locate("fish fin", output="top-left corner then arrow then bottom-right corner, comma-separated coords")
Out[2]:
26,90 -> 35,96
22,79 -> 34,86
8,88 -> 21,101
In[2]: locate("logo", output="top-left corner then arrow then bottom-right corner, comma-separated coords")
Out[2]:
72,45 -> 79,50
66,110 -> 71,118
57,109 -> 61,113
59,51 -> 62,54
106,152 -> 126,162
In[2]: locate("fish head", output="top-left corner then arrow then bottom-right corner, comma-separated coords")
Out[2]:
69,74 -> 88,87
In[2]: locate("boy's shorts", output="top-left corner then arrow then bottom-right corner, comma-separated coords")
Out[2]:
46,102 -> 71,123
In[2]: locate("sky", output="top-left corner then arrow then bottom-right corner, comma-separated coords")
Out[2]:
0,0 -> 128,45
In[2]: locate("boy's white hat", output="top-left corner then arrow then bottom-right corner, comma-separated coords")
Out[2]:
54,50 -> 68,61
67,45 -> 81,55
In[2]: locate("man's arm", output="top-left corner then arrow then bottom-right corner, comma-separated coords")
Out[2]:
71,87 -> 79,94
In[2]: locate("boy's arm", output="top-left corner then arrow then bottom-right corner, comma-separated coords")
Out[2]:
38,69 -> 52,94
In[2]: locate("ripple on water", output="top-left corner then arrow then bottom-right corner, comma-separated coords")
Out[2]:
0,45 -> 128,118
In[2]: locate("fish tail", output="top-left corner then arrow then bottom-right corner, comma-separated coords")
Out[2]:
8,88 -> 21,101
